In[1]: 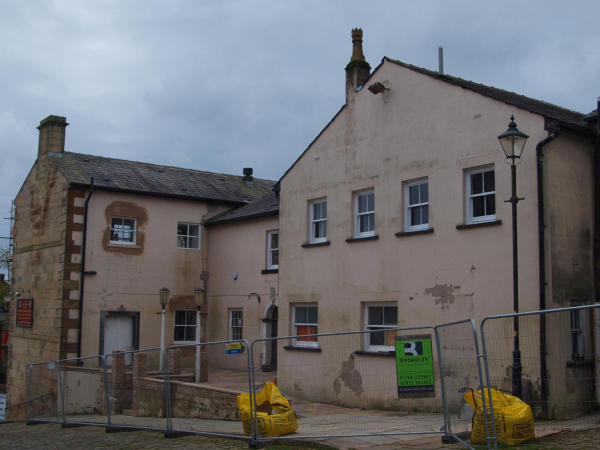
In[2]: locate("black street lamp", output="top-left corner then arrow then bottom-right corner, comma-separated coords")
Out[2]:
498,115 -> 529,399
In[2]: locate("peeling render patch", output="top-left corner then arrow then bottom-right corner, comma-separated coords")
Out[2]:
424,284 -> 455,309
335,354 -> 364,396
102,200 -> 149,255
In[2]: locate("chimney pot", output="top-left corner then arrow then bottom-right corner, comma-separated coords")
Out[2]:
243,168 -> 254,185
37,115 -> 68,158
345,29 -> 371,103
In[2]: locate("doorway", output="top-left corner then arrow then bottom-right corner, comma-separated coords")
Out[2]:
266,306 -> 278,370
99,311 -> 140,366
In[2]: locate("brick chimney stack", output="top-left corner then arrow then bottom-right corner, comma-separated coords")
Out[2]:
37,115 -> 68,158
345,29 -> 371,102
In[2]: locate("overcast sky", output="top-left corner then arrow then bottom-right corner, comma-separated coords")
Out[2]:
1,0 -> 599,276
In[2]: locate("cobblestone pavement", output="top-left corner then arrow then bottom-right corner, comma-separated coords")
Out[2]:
2,421 -> 600,449
534,427 -> 600,449
0,422 -> 248,449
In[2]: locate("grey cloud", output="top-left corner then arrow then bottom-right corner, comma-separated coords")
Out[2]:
1,0 -> 599,277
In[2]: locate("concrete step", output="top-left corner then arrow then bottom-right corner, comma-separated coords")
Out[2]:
122,409 -> 134,416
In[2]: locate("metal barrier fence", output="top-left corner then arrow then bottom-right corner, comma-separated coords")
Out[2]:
481,304 -> 600,449
60,355 -> 110,428
104,348 -> 165,432
164,339 -> 253,440
249,326 -> 455,445
26,359 -> 63,424
434,319 -> 491,450
25,307 -> 599,447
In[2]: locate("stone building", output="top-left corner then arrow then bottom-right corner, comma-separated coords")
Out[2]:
6,116 -> 279,417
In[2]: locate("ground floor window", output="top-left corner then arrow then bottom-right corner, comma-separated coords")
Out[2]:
230,309 -> 243,340
293,304 -> 318,347
174,310 -> 197,342
571,309 -> 585,359
364,304 -> 398,352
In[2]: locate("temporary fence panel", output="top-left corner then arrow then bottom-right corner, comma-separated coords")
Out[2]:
165,339 -> 253,441
104,348 -> 166,431
249,327 -> 453,444
481,305 -> 600,446
26,360 -> 62,424
435,319 -> 491,450
60,355 -> 110,427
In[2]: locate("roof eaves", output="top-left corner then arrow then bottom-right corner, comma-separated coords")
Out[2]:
67,182 -> 247,206
383,57 -> 590,129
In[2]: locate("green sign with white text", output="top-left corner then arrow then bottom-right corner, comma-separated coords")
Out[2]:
396,335 -> 434,396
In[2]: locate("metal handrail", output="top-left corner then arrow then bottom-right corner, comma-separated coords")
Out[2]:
7,390 -> 55,410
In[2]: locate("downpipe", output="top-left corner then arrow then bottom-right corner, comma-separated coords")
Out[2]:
536,129 -> 559,417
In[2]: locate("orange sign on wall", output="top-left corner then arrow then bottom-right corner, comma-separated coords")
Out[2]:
16,298 -> 34,328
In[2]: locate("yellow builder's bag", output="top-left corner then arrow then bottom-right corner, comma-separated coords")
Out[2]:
237,381 -> 298,437
464,388 -> 534,445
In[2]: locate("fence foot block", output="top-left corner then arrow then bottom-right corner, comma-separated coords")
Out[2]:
249,442 -> 266,449
26,420 -> 51,426
441,431 -> 470,444
106,426 -> 139,433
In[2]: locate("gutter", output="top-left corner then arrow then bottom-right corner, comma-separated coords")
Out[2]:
536,127 -> 559,417
76,177 -> 94,361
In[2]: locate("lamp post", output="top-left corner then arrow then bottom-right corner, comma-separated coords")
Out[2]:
194,287 -> 206,383
159,287 -> 170,371
498,115 -> 529,399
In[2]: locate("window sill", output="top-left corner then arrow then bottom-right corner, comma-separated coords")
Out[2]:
107,243 -> 141,249
283,346 -> 322,353
456,220 -> 502,230
395,228 -> 434,237
301,241 -> 331,248
345,235 -> 379,243
566,359 -> 594,368
354,350 -> 396,358
261,268 -> 278,275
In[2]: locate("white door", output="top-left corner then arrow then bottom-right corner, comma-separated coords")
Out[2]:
104,316 -> 134,365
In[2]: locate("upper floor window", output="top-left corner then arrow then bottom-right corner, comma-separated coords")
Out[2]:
267,230 -> 279,269
174,310 -> 197,342
467,167 -> 495,224
177,223 -> 200,249
405,180 -> 429,231
355,190 -> 375,238
364,304 -> 398,352
229,309 -> 243,341
293,304 -> 318,347
310,199 -> 327,243
110,217 -> 137,245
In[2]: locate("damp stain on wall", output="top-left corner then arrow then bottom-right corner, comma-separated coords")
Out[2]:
334,354 -> 364,397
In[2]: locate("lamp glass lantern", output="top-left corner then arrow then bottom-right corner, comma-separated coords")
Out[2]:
498,115 -> 529,160
159,287 -> 170,307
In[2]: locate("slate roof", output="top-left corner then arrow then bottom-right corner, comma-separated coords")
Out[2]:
49,151 -> 275,205
204,193 -> 279,227
384,57 -> 595,131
